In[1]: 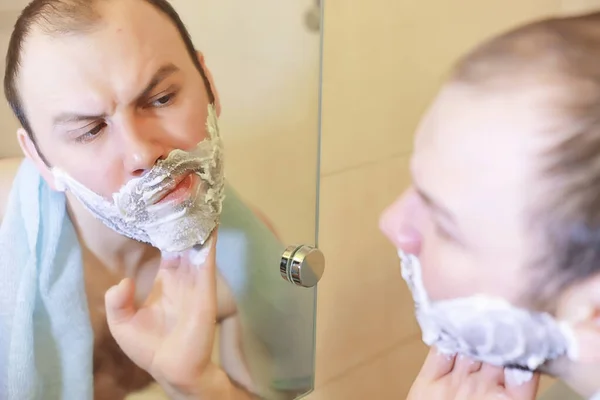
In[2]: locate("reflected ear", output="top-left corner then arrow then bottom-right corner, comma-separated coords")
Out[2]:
555,273 -> 600,363
17,128 -> 61,191
196,50 -> 222,117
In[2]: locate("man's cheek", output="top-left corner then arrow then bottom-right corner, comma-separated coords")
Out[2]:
74,166 -> 122,198
419,253 -> 471,302
418,254 -> 446,301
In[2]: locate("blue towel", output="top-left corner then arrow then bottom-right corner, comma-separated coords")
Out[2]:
0,160 -> 94,399
0,159 -> 315,399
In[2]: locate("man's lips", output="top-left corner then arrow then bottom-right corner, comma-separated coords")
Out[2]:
151,173 -> 195,205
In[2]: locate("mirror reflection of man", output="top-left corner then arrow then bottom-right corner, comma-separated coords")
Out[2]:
379,10 -> 600,400
0,0 -> 313,399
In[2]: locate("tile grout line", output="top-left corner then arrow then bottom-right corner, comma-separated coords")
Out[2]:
320,151 -> 410,179
313,332 -> 422,392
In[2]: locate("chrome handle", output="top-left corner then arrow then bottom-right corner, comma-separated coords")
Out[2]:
280,244 -> 325,288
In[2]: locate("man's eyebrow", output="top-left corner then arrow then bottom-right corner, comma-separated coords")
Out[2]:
135,63 -> 180,103
53,111 -> 107,126
52,63 -> 180,126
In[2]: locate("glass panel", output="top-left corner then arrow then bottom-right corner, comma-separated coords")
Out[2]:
147,0 -> 323,398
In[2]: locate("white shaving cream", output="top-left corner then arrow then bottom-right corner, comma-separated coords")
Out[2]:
52,104 -> 225,253
398,250 -> 579,383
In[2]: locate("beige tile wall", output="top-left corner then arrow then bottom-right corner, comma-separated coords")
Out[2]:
561,0 -> 600,14
309,1 -> 585,398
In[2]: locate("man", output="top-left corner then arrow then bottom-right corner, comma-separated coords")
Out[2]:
380,10 -> 600,400
0,0 -> 313,399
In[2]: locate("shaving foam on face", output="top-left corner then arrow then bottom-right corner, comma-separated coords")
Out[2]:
397,250 -> 579,382
52,104 -> 225,253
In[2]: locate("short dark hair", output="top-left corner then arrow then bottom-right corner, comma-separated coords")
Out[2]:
4,0 -> 214,154
451,11 -> 600,309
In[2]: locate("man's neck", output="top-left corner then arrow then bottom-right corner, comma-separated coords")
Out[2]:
65,192 -> 160,277
558,363 -> 600,400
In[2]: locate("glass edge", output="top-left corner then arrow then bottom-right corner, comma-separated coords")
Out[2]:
308,1 -> 325,398
313,0 -> 325,249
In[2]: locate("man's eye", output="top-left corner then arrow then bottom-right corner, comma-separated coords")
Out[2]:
74,123 -> 106,143
150,93 -> 175,108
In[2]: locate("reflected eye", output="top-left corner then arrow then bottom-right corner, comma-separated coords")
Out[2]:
149,92 -> 176,108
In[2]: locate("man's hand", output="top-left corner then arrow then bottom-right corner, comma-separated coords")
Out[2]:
407,347 -> 540,400
104,231 -> 241,398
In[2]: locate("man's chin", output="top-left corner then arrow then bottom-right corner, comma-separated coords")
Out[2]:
145,212 -> 219,253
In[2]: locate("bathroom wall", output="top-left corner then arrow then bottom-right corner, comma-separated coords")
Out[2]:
309,1 -> 577,398
561,0 -> 600,13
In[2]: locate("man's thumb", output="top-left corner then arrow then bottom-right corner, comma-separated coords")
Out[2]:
105,278 -> 137,326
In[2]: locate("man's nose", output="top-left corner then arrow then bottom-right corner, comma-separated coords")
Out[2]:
119,116 -> 170,176
379,188 -> 422,254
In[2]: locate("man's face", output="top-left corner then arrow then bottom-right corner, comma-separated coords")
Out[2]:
18,0 -> 212,199
380,81 -> 600,396
380,82 -> 552,307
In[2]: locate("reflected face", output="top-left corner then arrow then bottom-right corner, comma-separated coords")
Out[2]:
380,83 -> 551,307
17,0 -> 213,200
379,81 -> 600,395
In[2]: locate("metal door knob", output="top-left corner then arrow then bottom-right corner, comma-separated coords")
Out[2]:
280,245 -> 325,288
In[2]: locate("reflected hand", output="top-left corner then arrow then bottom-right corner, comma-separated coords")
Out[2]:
104,231 -> 220,395
407,347 -> 540,400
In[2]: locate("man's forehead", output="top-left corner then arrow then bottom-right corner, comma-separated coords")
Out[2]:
17,1 -> 189,115
411,84 -> 543,222
18,0 -> 184,72
414,84 -> 548,158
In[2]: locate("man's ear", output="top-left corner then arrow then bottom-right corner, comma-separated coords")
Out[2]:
196,51 -> 221,117
17,127 -> 61,191
555,273 -> 600,363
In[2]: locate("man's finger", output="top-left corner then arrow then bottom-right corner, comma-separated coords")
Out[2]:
105,278 -> 137,326
173,230 -> 219,348
478,362 -> 505,386
452,354 -> 482,385
189,236 -> 216,268
416,346 -> 457,382
189,231 -> 218,318
160,251 -> 182,269
149,235 -> 220,378
504,371 -> 540,399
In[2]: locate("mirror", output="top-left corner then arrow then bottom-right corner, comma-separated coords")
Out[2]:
0,0 -> 322,399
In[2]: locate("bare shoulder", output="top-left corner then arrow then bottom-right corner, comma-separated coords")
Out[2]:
0,157 -> 24,220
